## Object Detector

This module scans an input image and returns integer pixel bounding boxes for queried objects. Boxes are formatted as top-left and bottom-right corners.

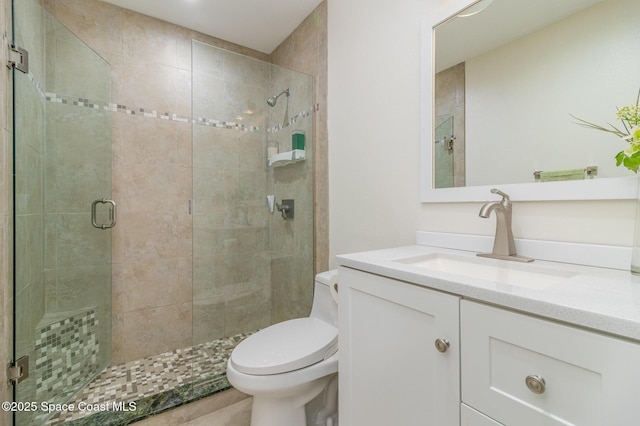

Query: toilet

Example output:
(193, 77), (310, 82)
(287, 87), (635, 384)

(226, 270), (339, 426)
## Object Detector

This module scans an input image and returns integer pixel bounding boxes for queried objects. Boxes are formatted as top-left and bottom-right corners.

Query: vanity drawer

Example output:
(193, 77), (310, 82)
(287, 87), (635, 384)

(461, 300), (640, 426)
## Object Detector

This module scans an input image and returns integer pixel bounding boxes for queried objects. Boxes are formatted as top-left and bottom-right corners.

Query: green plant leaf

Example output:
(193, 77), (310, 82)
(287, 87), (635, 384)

(616, 150), (640, 173)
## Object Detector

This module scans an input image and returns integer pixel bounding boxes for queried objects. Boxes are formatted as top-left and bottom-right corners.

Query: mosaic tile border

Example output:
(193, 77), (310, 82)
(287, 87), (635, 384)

(27, 68), (317, 136)
(45, 331), (253, 425)
(26, 70), (45, 98)
(267, 105), (319, 134)
(44, 91), (317, 134)
(35, 308), (100, 402)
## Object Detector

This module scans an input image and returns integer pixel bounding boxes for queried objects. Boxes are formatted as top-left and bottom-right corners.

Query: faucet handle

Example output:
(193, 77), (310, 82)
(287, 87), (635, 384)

(490, 188), (511, 204)
(491, 188), (512, 207)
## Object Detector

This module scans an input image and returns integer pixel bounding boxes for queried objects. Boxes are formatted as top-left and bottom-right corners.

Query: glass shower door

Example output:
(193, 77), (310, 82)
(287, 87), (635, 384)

(12, 1), (112, 424)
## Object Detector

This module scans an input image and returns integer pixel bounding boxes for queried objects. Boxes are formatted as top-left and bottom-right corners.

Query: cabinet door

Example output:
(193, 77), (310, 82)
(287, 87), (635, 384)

(461, 300), (640, 426)
(462, 404), (504, 426)
(338, 267), (460, 426)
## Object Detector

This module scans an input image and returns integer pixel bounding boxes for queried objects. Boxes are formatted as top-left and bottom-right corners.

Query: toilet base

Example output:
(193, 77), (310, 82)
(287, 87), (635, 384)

(251, 397), (306, 426)
(248, 375), (335, 426)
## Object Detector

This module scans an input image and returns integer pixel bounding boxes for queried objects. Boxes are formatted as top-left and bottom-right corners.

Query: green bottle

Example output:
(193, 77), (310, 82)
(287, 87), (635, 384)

(292, 129), (305, 150)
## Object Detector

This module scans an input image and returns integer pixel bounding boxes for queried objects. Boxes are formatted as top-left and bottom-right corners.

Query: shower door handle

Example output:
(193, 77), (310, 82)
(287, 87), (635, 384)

(91, 198), (117, 229)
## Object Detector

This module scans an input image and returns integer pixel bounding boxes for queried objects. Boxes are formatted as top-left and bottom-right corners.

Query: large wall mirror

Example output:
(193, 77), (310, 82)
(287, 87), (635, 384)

(420, 0), (639, 202)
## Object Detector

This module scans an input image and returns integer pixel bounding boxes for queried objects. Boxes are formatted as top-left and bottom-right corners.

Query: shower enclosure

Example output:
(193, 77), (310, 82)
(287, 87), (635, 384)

(12, 2), (113, 425)
(11, 1), (315, 424)
(434, 62), (465, 188)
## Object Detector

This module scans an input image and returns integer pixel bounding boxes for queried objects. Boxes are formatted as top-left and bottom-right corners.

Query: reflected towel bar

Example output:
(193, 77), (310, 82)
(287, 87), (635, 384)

(534, 166), (597, 182)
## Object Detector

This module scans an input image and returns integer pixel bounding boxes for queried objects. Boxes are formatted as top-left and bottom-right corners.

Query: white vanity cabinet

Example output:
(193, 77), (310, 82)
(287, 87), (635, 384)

(461, 300), (640, 426)
(338, 267), (461, 426)
(461, 404), (503, 426)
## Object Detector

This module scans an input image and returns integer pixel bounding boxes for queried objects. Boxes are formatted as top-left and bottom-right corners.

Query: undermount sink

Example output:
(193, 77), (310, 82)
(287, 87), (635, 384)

(393, 253), (577, 290)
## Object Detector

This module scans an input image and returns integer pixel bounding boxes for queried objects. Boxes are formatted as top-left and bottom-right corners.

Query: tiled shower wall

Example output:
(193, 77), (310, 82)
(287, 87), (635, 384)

(0, 2), (327, 421)
(434, 62), (465, 188)
(271, 1), (328, 322)
(42, 0), (271, 363)
(41, 0), (326, 363)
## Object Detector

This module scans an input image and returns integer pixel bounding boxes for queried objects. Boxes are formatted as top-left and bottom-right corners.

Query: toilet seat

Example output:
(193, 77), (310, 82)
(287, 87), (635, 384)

(230, 317), (338, 375)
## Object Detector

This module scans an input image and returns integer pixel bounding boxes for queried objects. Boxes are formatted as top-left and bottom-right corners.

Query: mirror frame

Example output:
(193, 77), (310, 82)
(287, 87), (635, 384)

(419, 0), (637, 202)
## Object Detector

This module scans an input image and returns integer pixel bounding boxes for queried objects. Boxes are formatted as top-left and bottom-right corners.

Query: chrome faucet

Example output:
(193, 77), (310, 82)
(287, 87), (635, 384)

(477, 189), (533, 263)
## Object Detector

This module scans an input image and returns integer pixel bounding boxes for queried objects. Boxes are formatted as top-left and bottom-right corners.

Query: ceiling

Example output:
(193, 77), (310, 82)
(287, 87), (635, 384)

(99, 0), (324, 54)
(435, 0), (602, 72)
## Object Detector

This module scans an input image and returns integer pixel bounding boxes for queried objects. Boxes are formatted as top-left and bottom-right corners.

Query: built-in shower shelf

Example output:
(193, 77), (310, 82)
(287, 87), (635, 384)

(268, 149), (306, 167)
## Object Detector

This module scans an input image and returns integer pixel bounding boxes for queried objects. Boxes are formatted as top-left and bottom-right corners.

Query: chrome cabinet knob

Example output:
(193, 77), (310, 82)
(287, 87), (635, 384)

(434, 338), (450, 353)
(525, 375), (546, 394)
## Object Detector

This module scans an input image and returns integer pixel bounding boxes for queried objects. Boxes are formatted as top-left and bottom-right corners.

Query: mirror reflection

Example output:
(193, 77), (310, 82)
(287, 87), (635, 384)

(433, 0), (640, 189)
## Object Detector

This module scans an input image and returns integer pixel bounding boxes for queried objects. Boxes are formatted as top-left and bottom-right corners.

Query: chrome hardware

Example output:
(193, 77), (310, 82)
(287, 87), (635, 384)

(91, 198), (117, 229)
(525, 375), (546, 394)
(276, 199), (294, 220)
(434, 338), (450, 353)
(267, 195), (275, 213)
(445, 138), (454, 150)
(7, 44), (29, 74)
(7, 356), (29, 385)
(435, 136), (455, 151)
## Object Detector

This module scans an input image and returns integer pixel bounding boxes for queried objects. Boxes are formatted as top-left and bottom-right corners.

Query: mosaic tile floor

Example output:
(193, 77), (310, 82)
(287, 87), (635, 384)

(45, 332), (253, 425)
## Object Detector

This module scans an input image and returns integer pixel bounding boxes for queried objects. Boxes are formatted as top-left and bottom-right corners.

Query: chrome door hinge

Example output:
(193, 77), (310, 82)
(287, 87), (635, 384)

(7, 356), (29, 385)
(7, 44), (28, 74)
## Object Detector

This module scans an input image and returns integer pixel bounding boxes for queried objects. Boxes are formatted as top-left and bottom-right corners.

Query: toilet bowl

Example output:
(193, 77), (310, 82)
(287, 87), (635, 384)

(226, 270), (339, 426)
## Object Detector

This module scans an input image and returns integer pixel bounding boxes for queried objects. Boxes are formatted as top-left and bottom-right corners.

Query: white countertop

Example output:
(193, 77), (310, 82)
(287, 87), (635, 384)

(337, 243), (640, 342)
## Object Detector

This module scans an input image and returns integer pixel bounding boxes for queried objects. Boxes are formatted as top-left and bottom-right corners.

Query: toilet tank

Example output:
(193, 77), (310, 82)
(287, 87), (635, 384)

(310, 270), (338, 327)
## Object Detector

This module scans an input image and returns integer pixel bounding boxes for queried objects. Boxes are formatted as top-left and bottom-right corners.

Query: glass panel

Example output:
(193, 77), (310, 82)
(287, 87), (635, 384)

(434, 115), (454, 189)
(267, 63), (315, 323)
(12, 1), (112, 424)
(191, 41), (315, 389)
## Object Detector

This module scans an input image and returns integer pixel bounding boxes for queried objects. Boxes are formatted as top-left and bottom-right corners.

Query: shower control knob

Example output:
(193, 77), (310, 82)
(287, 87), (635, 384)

(434, 338), (450, 353)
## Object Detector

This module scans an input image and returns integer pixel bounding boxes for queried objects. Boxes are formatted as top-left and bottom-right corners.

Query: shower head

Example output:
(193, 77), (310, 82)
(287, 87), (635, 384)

(267, 89), (290, 107)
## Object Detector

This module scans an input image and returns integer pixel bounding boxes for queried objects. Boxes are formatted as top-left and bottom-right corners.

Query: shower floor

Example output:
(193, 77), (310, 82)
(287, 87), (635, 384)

(45, 332), (253, 425)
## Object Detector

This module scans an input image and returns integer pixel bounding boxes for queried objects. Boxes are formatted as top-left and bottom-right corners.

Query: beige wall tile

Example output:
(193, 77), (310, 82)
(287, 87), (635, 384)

(271, 1), (329, 275)
(113, 114), (192, 168)
(111, 301), (192, 363)
(193, 295), (225, 344)
(122, 10), (180, 68)
(112, 59), (191, 116)
(113, 258), (188, 313)
(119, 212), (180, 263)
(45, 0), (124, 65)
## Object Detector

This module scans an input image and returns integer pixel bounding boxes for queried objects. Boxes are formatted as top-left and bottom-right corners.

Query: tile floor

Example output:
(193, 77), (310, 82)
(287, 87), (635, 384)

(45, 332), (253, 425)
(181, 398), (252, 426)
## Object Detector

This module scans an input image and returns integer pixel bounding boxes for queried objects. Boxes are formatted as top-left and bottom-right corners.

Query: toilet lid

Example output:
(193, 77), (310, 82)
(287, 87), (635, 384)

(230, 317), (338, 375)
